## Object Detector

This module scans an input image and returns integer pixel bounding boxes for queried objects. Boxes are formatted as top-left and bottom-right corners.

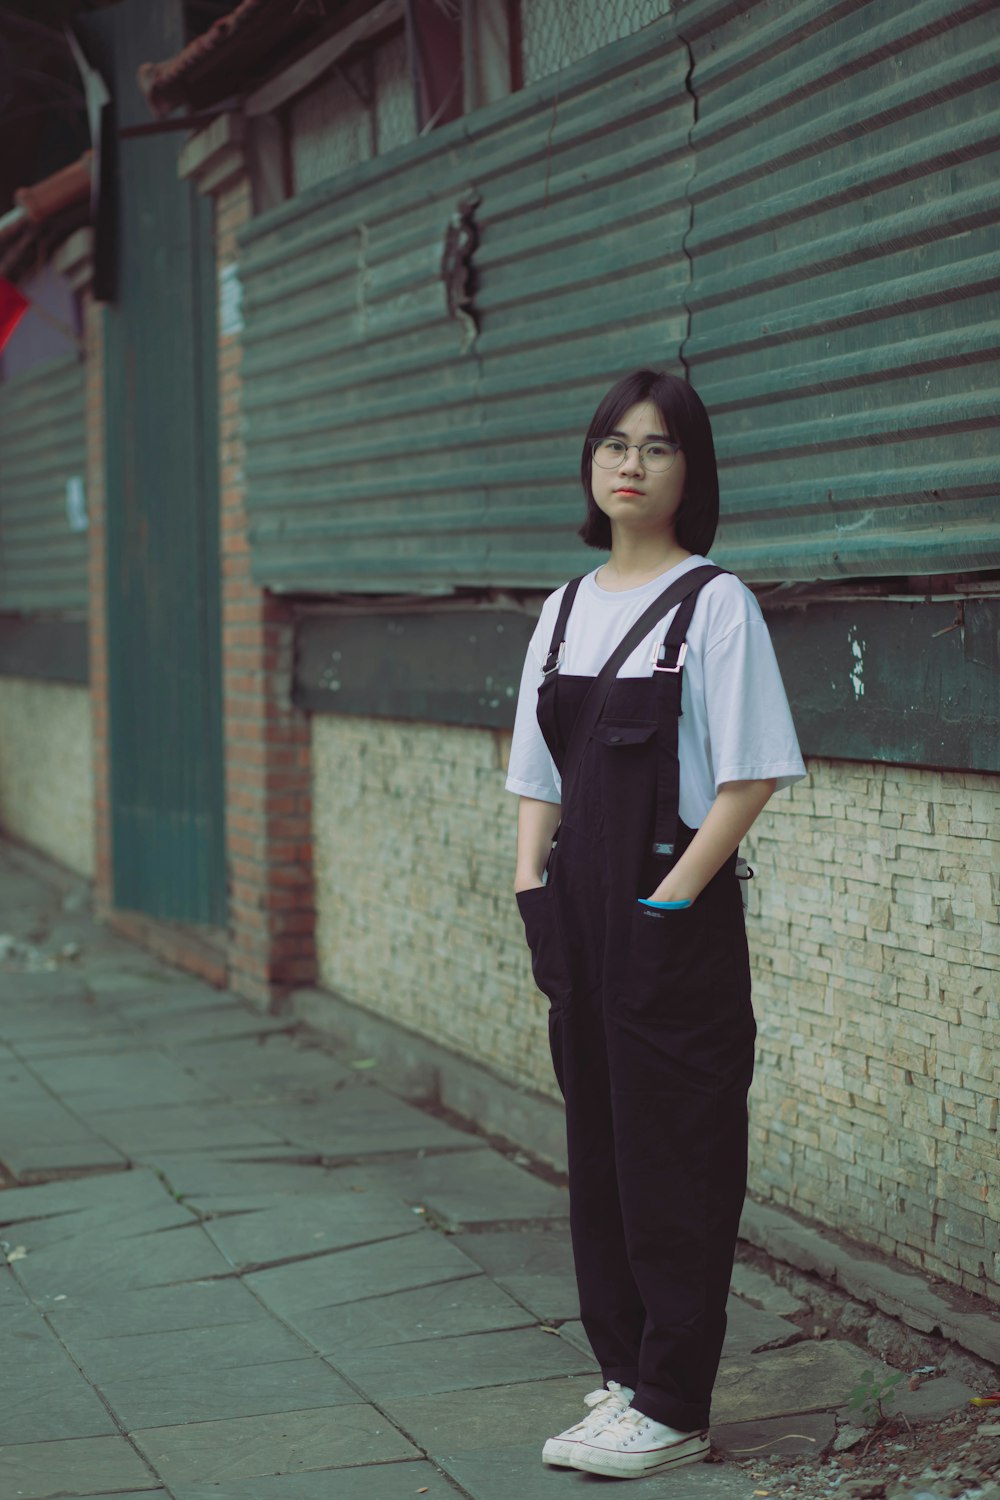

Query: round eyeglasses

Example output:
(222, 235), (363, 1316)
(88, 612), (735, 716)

(592, 437), (682, 473)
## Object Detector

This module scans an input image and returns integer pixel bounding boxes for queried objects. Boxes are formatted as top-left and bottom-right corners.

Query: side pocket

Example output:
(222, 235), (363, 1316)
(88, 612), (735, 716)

(516, 885), (572, 1011)
(620, 896), (740, 1025)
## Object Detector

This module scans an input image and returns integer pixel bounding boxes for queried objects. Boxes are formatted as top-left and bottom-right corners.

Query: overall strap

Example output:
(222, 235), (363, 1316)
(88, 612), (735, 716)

(542, 576), (585, 675)
(651, 581), (717, 856)
(558, 565), (727, 803)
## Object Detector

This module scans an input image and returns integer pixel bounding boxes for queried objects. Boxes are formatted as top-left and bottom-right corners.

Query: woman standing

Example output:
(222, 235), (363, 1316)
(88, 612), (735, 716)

(505, 368), (807, 1480)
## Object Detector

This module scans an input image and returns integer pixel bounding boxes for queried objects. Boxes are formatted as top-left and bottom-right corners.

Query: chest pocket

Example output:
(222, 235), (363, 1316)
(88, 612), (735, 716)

(574, 720), (659, 835)
(590, 722), (657, 749)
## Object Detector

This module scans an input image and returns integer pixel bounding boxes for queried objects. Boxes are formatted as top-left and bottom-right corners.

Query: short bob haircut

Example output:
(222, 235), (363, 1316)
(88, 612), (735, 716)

(578, 368), (720, 557)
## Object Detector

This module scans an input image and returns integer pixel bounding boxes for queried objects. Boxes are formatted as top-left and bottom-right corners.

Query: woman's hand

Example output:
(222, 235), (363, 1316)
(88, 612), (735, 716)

(645, 779), (777, 904)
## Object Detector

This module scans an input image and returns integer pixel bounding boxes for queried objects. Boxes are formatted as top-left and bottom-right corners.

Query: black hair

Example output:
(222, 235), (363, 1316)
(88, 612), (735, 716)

(577, 369), (720, 556)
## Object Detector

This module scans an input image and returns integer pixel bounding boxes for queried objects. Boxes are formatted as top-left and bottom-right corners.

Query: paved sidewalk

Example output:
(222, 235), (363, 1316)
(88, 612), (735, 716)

(0, 846), (979, 1500)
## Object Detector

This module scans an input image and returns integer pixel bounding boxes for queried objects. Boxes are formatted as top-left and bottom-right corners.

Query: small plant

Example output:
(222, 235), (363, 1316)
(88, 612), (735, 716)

(847, 1368), (906, 1426)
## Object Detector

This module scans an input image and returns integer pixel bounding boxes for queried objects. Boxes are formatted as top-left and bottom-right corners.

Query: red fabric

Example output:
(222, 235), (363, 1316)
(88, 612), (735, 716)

(0, 278), (29, 353)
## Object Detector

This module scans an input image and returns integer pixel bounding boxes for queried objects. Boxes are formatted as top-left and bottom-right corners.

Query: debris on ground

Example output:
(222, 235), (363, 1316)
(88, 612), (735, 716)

(733, 1405), (1000, 1500)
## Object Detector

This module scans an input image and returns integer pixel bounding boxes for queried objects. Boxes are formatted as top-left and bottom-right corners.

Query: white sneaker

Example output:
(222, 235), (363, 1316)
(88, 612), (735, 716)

(569, 1405), (710, 1478)
(541, 1380), (635, 1467)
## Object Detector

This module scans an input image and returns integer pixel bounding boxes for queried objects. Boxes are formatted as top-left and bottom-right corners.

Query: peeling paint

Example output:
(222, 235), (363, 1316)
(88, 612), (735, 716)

(847, 626), (866, 698)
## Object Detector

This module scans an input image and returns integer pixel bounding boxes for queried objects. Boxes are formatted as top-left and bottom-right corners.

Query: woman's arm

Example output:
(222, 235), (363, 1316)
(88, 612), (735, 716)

(515, 796), (562, 893)
(647, 779), (776, 903)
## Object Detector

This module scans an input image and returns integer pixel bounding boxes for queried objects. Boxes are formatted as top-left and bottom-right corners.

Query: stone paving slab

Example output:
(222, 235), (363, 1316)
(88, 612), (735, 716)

(131, 1405), (418, 1484)
(0, 1162), (176, 1226)
(236, 1088), (477, 1157)
(172, 1035), (356, 1094)
(78, 1102), (287, 1155)
(383, 1374), (610, 1454)
(95, 1354), (358, 1429)
(246, 1224), (482, 1318)
(451, 1228), (577, 1280)
(137, 1154), (336, 1209)
(720, 1296), (804, 1357)
(730, 1261), (806, 1315)
(711, 1339), (880, 1425)
(170, 1460), (463, 1500)
(892, 1372), (981, 1423)
(450, 1228), (579, 1320)
(45, 1276), (267, 1340)
(202, 1190), (426, 1272)
(333, 1147), (571, 1230)
(121, 1007), (295, 1048)
(13, 1220), (235, 1299)
(296, 1272), (534, 1355)
(331, 1326), (597, 1402)
(0, 1311), (118, 1443)
(0, 1434), (158, 1499)
(436, 1441), (754, 1499)
(0, 1134), (129, 1178)
(712, 1410), (836, 1459)
(61, 1318), (314, 1385)
(24, 1049), (224, 1109)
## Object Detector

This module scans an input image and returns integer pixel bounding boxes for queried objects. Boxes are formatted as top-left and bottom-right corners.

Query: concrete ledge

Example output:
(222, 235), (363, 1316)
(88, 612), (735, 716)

(288, 980), (1000, 1373)
(739, 1198), (1000, 1368)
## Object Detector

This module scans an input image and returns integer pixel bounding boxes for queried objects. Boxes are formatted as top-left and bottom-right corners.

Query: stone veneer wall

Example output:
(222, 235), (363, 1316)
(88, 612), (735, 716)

(312, 714), (999, 1303)
(0, 678), (94, 878)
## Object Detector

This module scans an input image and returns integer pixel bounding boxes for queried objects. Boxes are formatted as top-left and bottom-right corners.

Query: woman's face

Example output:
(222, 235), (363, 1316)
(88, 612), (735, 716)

(590, 400), (687, 541)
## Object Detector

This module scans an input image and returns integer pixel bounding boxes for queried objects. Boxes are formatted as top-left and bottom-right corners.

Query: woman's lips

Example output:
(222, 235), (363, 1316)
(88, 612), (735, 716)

(614, 488), (643, 495)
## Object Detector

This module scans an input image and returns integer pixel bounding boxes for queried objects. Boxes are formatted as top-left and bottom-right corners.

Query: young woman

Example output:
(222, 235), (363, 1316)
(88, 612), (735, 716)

(505, 368), (806, 1481)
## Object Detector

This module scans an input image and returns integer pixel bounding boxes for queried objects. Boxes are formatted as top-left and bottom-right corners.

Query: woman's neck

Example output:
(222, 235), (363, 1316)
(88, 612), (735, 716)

(598, 537), (694, 591)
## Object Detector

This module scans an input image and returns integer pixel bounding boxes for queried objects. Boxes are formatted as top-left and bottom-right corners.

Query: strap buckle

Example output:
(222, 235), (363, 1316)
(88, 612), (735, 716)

(652, 639), (687, 673)
(542, 641), (565, 676)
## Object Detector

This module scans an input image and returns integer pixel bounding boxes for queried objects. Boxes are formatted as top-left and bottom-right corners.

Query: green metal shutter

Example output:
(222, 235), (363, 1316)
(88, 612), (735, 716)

(0, 355), (89, 613)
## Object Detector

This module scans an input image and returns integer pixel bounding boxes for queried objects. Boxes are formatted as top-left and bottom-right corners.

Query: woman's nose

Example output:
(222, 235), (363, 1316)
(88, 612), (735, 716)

(619, 446), (644, 473)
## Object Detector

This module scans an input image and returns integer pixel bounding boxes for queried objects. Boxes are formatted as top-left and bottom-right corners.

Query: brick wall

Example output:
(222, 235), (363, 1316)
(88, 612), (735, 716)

(312, 715), (999, 1301)
(0, 679), (94, 877)
(212, 171), (317, 1005)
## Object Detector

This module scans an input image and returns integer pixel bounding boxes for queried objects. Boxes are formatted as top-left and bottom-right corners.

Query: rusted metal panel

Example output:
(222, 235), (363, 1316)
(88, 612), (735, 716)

(238, 16), (692, 592)
(677, 0), (1000, 582)
(0, 355), (89, 613)
(295, 594), (1000, 772)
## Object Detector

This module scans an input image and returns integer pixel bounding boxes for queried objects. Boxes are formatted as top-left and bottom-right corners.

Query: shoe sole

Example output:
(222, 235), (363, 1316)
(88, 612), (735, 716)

(569, 1435), (710, 1478)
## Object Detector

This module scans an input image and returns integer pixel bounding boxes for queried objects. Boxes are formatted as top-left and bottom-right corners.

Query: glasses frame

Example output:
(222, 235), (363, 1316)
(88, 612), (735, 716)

(591, 437), (683, 472)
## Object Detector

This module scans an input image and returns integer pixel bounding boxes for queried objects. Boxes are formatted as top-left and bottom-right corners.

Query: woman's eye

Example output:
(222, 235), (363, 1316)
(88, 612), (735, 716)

(604, 441), (626, 453)
(645, 445), (669, 458)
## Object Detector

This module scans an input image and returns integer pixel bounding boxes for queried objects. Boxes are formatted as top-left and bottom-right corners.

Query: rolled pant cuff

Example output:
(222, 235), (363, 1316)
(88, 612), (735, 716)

(632, 1384), (709, 1433)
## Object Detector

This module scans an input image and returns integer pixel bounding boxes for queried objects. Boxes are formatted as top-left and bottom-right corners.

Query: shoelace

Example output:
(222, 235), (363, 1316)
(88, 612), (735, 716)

(577, 1380), (632, 1433)
(599, 1407), (655, 1445)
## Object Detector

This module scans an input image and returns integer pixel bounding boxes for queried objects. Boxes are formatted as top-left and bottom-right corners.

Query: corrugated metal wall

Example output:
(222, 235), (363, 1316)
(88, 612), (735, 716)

(239, 17), (692, 592)
(238, 0), (1000, 593)
(679, 0), (1000, 581)
(0, 355), (89, 613)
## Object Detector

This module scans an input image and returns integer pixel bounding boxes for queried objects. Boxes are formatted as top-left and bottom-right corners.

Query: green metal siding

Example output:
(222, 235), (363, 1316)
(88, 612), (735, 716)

(238, 18), (692, 592)
(678, 0), (1000, 581)
(0, 355), (89, 613)
(239, 1), (999, 594)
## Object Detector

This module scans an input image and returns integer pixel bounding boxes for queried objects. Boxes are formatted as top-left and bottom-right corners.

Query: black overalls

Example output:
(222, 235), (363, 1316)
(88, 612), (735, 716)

(516, 571), (757, 1434)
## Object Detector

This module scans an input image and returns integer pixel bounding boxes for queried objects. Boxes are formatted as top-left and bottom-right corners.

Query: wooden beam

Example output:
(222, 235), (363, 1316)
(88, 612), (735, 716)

(244, 0), (405, 118)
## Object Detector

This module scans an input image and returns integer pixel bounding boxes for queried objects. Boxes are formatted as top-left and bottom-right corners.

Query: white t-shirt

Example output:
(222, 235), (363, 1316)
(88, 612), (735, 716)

(505, 553), (807, 826)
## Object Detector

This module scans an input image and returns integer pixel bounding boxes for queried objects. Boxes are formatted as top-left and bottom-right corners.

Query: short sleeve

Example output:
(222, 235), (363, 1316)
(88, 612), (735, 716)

(505, 625), (562, 804)
(702, 617), (807, 794)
